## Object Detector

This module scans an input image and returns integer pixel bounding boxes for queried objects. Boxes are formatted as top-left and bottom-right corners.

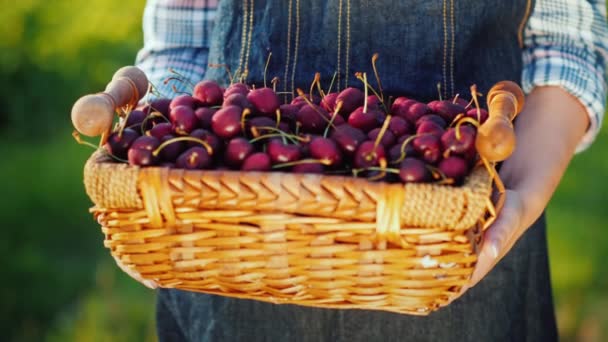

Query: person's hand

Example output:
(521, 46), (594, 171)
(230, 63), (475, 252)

(464, 86), (590, 290)
(113, 255), (158, 289)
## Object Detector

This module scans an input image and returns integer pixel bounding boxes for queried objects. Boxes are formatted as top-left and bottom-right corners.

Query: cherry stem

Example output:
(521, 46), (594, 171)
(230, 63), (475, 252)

(454, 117), (480, 140)
(323, 100), (344, 138)
(374, 114), (392, 149)
(437, 83), (443, 101)
(296, 88), (336, 129)
(367, 158), (388, 181)
(263, 52), (272, 88)
(72, 131), (128, 163)
(208, 63), (234, 85)
(326, 71), (338, 95)
(241, 108), (252, 134)
(153, 136), (214, 157)
(371, 53), (384, 102)
(426, 165), (454, 184)
(355, 72), (388, 113)
(271, 77), (280, 93)
(310, 72), (321, 99)
(363, 73), (369, 113)
(452, 93), (460, 104)
(249, 130), (307, 144)
(272, 158), (333, 169)
(393, 134), (424, 164)
(353, 166), (399, 176)
(141, 112), (170, 136)
(470, 84), (482, 122)
(166, 68), (196, 89)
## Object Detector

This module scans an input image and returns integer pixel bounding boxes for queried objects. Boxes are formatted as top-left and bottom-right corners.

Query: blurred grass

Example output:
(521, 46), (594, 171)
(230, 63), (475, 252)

(0, 1), (606, 341)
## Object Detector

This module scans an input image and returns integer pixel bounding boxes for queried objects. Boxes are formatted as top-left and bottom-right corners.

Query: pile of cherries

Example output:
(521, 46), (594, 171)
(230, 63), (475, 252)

(104, 79), (488, 185)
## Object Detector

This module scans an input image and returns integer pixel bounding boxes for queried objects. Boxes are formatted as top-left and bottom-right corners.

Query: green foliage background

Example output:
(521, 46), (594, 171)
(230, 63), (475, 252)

(1, 1), (606, 341)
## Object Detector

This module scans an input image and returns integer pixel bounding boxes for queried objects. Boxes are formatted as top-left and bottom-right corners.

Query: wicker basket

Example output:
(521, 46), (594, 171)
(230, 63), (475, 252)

(84, 149), (497, 315)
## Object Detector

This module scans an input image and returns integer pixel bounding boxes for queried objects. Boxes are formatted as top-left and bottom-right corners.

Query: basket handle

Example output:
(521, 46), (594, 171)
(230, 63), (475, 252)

(475, 81), (525, 162)
(71, 66), (148, 138)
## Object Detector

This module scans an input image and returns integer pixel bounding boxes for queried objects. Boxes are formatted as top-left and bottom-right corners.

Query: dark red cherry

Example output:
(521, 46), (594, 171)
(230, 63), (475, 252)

(225, 137), (255, 168)
(104, 128), (139, 159)
(329, 124), (368, 157)
(241, 152), (272, 171)
(247, 88), (280, 115)
(267, 139), (302, 164)
(309, 137), (342, 166)
(176, 146), (212, 169)
(193, 80), (223, 106)
(336, 87), (364, 115)
(399, 158), (430, 183)
(211, 105), (242, 139)
(170, 105), (198, 135)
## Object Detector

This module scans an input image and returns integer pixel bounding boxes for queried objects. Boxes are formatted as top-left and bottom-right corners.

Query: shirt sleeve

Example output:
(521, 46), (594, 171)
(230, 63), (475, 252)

(522, 0), (608, 152)
(135, 0), (219, 98)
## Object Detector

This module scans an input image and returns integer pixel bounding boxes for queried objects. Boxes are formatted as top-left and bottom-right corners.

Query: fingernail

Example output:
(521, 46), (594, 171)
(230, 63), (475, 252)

(489, 240), (499, 259)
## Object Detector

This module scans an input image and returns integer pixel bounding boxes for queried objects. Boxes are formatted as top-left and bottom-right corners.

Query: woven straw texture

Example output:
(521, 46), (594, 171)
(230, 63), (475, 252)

(84, 151), (494, 315)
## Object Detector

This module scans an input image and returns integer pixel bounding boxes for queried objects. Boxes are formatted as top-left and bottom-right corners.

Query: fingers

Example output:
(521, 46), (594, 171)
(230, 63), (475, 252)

(468, 190), (523, 287)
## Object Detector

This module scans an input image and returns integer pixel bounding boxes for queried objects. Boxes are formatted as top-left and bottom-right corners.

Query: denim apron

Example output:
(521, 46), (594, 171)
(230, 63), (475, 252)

(158, 1), (558, 341)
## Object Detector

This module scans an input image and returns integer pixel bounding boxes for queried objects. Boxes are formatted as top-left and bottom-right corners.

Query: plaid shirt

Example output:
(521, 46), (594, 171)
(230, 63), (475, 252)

(136, 0), (608, 151)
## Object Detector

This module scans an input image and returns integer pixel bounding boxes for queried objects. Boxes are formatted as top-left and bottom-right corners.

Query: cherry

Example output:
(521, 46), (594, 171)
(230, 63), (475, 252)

(189, 129), (221, 152)
(296, 104), (330, 134)
(390, 97), (414, 118)
(223, 93), (253, 110)
(241, 152), (272, 171)
(176, 146), (212, 169)
(336, 87), (364, 115)
(169, 94), (197, 110)
(441, 126), (476, 154)
(147, 98), (171, 117)
(279, 104), (299, 123)
(247, 88), (280, 114)
(193, 80), (223, 106)
(428, 100), (466, 123)
(292, 94), (321, 108)
(194, 107), (216, 129)
(128, 136), (161, 166)
(148, 122), (173, 139)
(224, 83), (250, 98)
(247, 117), (279, 136)
(158, 134), (185, 161)
(104, 128), (139, 160)
(309, 137), (342, 166)
(367, 95), (381, 109)
(416, 120), (445, 137)
(348, 107), (385, 132)
(405, 102), (431, 123)
(354, 141), (386, 168)
(451, 96), (470, 108)
(399, 158), (430, 183)
(438, 156), (469, 183)
(224, 137), (255, 168)
(329, 124), (367, 157)
(413, 135), (441, 164)
(211, 105), (242, 139)
(416, 114), (447, 129)
(170, 105), (198, 135)
(388, 116), (413, 137)
(268, 139), (302, 164)
(125, 110), (146, 129)
(368, 128), (396, 147)
(465, 108), (489, 124)
(388, 141), (415, 164)
(320, 92), (339, 112)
